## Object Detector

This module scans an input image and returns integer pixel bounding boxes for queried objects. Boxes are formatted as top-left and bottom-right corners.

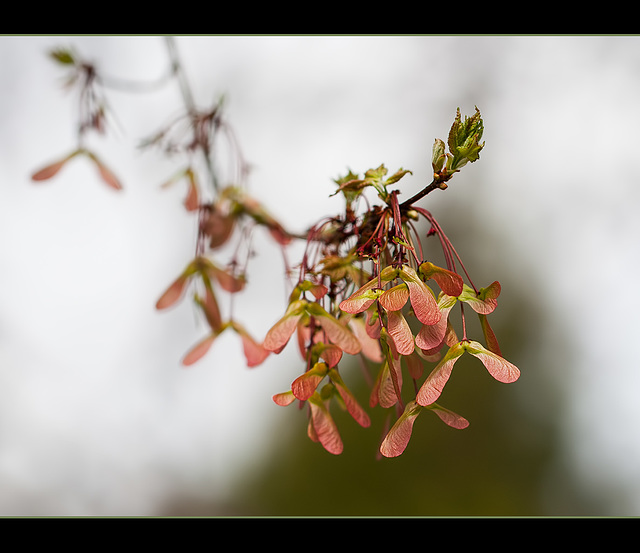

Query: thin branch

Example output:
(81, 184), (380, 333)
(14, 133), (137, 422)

(164, 36), (196, 112)
(164, 36), (220, 193)
(398, 175), (452, 210)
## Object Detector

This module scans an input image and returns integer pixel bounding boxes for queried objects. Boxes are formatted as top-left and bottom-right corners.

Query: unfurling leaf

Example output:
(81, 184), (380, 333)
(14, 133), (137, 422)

(446, 107), (484, 173)
(332, 164), (407, 202)
(384, 168), (412, 186)
(432, 138), (446, 173)
(331, 169), (366, 204)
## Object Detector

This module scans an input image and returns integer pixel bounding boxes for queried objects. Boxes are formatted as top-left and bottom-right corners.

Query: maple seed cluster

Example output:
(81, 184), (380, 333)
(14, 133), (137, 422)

(150, 107), (520, 458)
(32, 49), (519, 461)
(266, 108), (520, 457)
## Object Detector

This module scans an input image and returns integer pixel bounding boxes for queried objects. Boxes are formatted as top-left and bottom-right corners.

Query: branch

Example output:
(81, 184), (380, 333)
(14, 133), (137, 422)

(398, 175), (450, 211)
(164, 36), (220, 193)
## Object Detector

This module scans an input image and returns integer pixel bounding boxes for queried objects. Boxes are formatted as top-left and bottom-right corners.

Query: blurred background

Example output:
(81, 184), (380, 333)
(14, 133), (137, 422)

(1, 35), (639, 516)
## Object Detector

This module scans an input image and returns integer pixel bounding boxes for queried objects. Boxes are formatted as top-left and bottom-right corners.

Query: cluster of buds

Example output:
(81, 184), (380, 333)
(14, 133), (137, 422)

(265, 108), (520, 457)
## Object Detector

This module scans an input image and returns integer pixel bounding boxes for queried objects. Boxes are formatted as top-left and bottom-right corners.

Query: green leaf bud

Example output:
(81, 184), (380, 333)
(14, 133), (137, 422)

(432, 138), (447, 173)
(49, 48), (77, 66)
(446, 107), (485, 173)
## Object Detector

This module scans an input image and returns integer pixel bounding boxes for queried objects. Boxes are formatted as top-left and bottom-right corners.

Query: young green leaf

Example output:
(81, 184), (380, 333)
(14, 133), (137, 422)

(384, 168), (412, 186)
(49, 48), (77, 65)
(432, 138), (446, 173)
(446, 107), (485, 173)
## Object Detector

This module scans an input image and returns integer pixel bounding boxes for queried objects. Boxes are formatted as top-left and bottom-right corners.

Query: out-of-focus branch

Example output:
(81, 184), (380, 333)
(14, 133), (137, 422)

(164, 36), (220, 193)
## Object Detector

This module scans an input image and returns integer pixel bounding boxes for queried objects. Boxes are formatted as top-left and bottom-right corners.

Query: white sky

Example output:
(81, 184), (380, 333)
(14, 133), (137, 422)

(2, 35), (640, 515)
